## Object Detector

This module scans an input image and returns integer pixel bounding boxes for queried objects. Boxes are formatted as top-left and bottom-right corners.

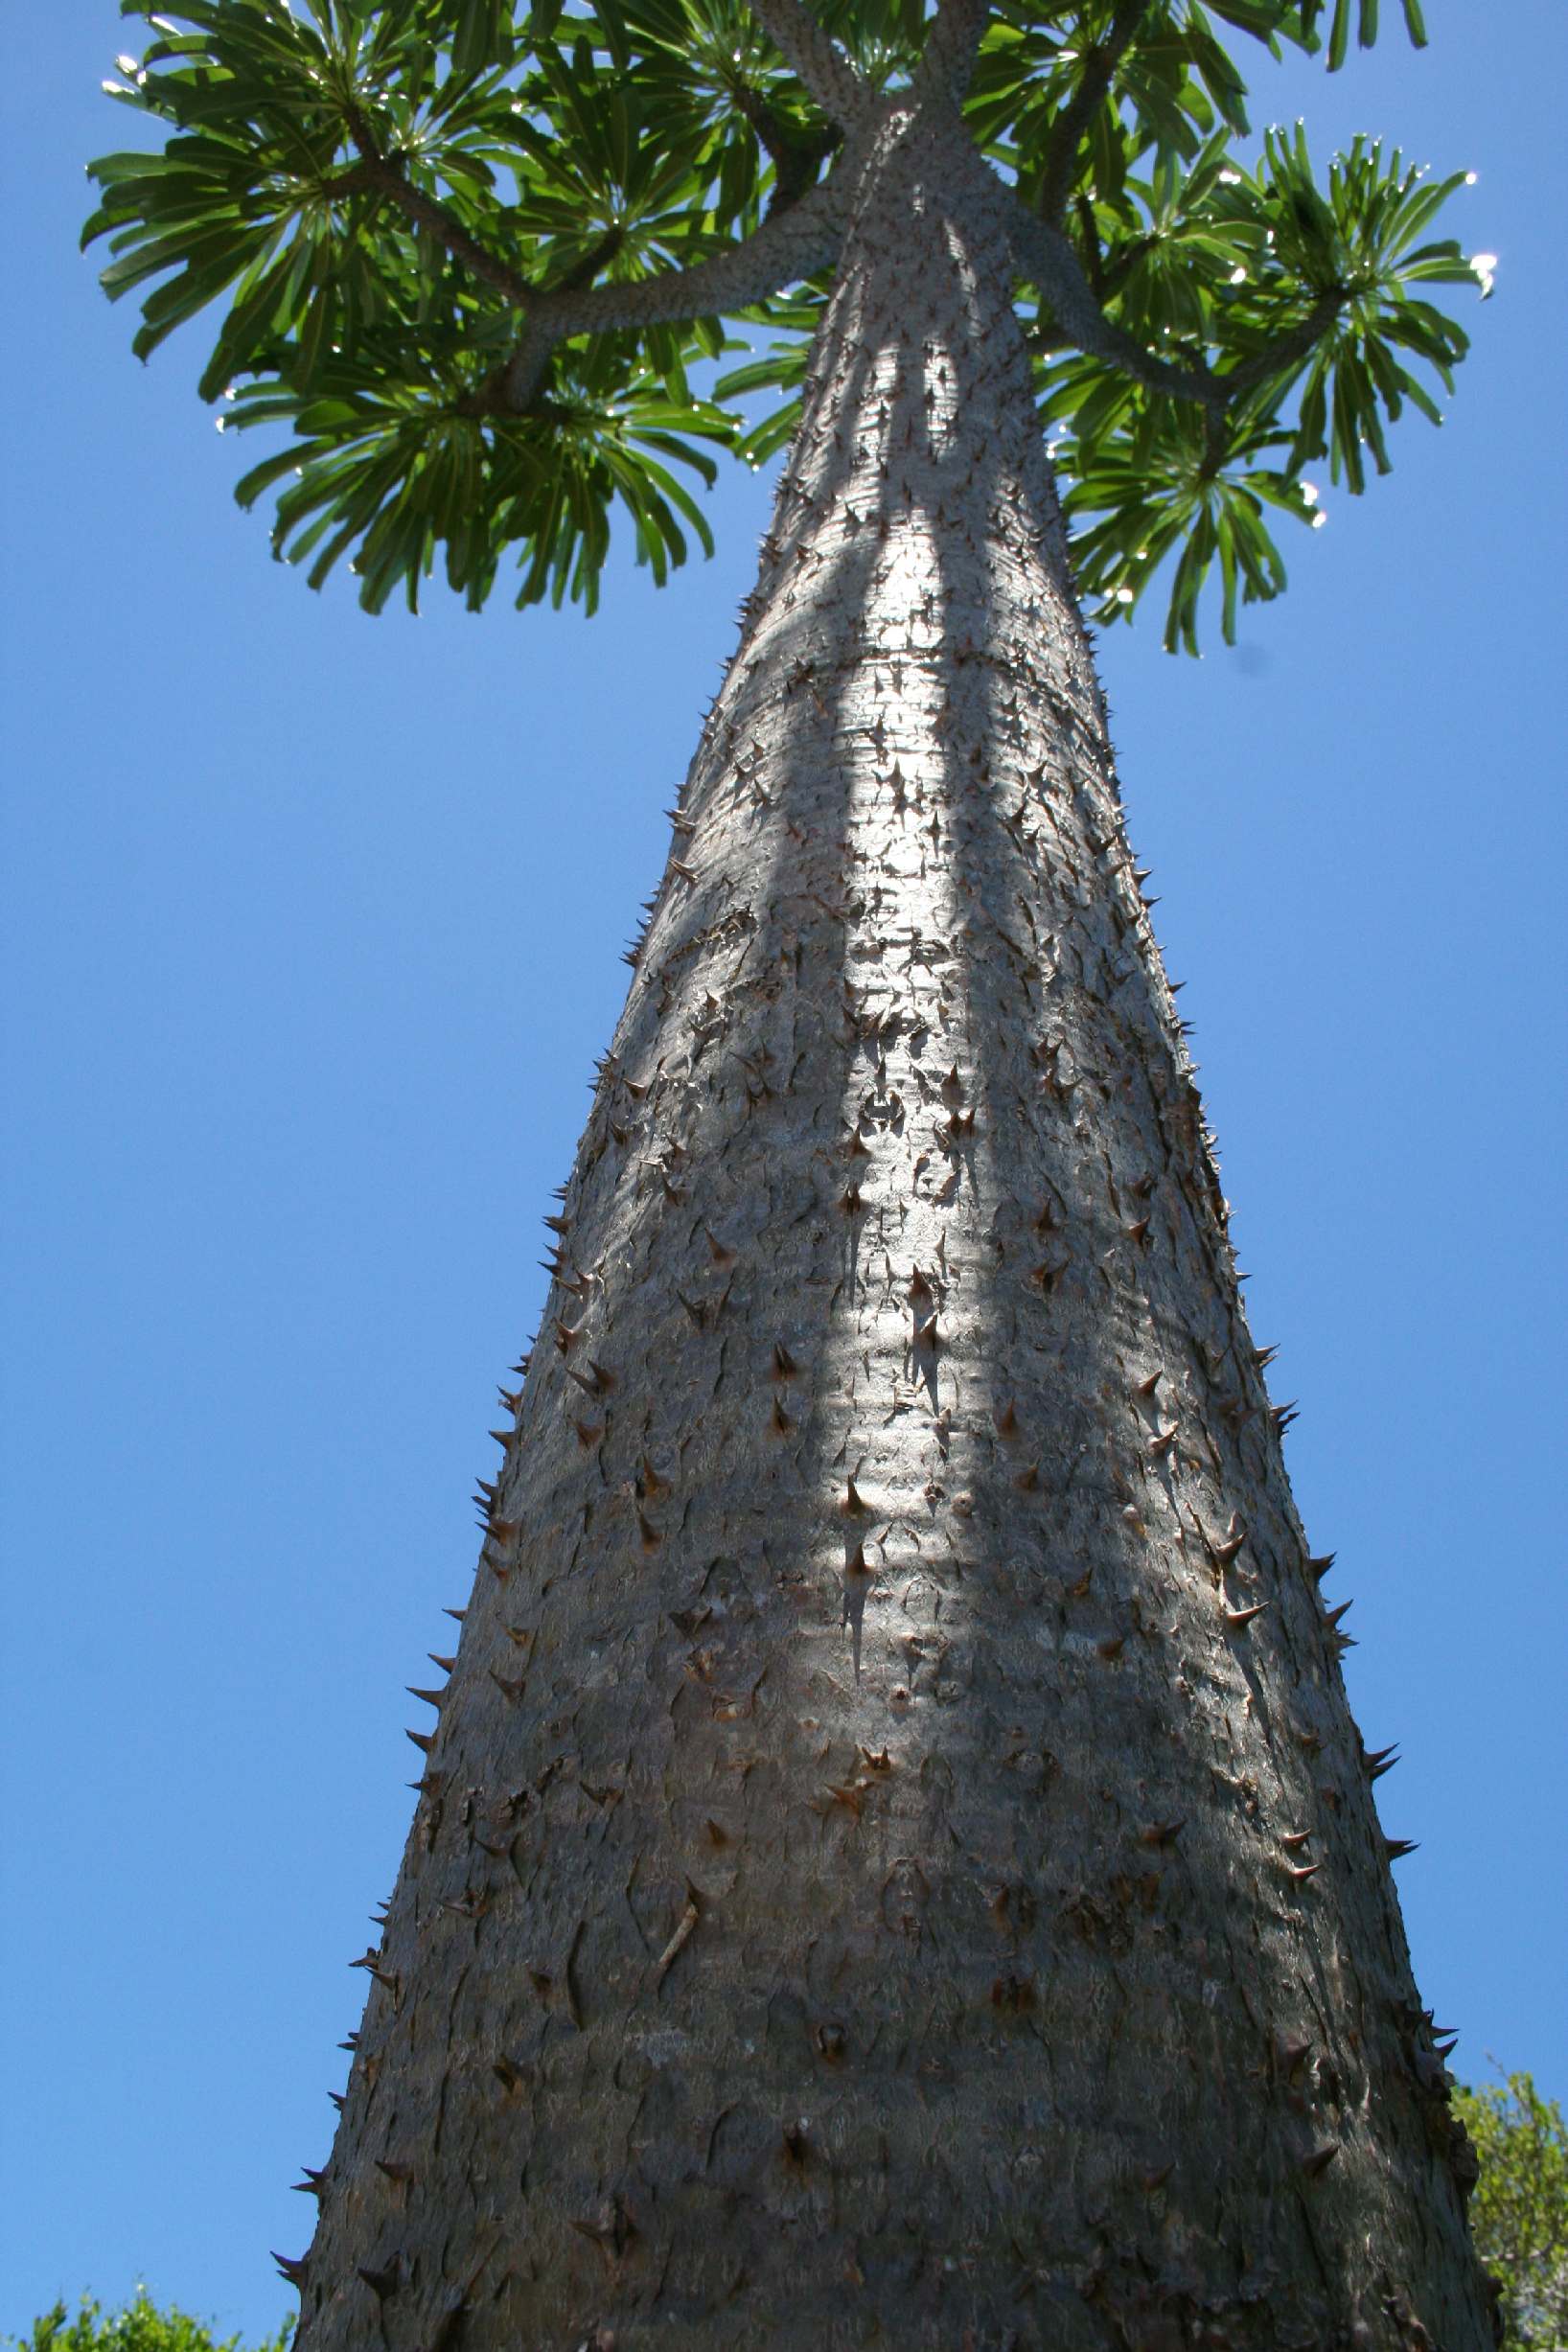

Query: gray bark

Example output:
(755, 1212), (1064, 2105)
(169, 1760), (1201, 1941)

(290, 103), (1494, 2352)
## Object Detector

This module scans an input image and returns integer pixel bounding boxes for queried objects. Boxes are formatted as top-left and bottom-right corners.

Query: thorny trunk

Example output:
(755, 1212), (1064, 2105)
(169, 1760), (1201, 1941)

(294, 108), (1493, 2352)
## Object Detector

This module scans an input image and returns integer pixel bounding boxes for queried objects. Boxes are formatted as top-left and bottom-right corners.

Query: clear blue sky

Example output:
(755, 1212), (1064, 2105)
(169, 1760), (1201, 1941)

(4, 5), (1565, 2337)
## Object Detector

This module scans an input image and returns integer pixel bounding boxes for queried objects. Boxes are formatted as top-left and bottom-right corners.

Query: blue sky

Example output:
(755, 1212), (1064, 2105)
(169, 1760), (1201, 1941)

(4, 4), (1565, 2337)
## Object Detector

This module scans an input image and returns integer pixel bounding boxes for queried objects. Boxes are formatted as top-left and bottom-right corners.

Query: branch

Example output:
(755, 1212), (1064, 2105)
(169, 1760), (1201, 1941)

(744, 0), (870, 129)
(1036, 0), (1151, 228)
(472, 175), (848, 415)
(343, 104), (538, 310)
(730, 84), (842, 216)
(913, 0), (995, 106)
(1005, 196), (1217, 406)
(1221, 288), (1347, 398)
(1005, 169), (1353, 464)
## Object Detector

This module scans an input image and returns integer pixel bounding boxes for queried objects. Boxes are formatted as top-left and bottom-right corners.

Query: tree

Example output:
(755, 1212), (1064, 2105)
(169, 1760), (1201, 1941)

(1453, 2076), (1568, 2352)
(86, 2), (1497, 2344)
(8, 2294), (288, 2352)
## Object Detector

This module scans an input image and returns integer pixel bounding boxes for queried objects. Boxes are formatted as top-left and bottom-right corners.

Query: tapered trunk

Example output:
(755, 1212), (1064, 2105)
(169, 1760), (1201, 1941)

(293, 109), (1492, 2352)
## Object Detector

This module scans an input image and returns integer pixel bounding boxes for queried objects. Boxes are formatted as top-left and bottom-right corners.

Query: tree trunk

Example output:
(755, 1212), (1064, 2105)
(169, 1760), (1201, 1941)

(293, 107), (1493, 2352)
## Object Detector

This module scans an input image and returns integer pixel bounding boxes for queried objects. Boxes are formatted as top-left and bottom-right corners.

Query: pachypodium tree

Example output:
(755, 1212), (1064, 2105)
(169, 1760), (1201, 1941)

(89, 1), (1496, 2344)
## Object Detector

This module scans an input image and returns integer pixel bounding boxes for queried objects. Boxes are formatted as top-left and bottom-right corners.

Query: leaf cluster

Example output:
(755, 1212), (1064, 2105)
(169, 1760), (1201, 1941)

(1030, 120), (1481, 648)
(84, 0), (1487, 646)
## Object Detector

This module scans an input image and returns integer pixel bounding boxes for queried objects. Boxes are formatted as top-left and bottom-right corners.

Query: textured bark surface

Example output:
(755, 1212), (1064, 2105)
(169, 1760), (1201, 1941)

(293, 107), (1492, 2352)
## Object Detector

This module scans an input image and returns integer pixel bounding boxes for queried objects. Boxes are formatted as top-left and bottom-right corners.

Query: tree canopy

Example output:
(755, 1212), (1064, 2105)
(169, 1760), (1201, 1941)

(6, 2297), (288, 2352)
(84, 0), (1489, 646)
(1454, 2074), (1568, 2351)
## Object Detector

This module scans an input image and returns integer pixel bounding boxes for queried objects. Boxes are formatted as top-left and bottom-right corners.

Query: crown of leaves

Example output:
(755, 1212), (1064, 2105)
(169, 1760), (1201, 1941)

(86, 0), (1488, 648)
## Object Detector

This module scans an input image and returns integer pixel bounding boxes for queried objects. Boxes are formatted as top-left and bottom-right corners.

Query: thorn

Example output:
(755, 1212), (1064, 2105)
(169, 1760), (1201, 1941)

(772, 1341), (798, 1379)
(840, 1477), (869, 1517)
(406, 1686), (445, 1709)
(566, 1358), (614, 1397)
(489, 1669), (524, 1702)
(1284, 1861), (1321, 1883)
(993, 1399), (1019, 1439)
(443, 1606), (466, 1624)
(771, 1393), (794, 1436)
(376, 2159), (416, 2186)
(1324, 1599), (1354, 1628)
(290, 2171), (326, 2199)
(1363, 1744), (1400, 1781)
(1013, 1460), (1041, 1492)
(574, 1418), (605, 1448)
(675, 1287), (708, 1329)
(657, 1895), (700, 1979)
(1280, 1829), (1312, 1852)
(1306, 1552), (1336, 1580)
(1384, 1837), (1419, 1861)
(1140, 1818), (1185, 1848)
(640, 1454), (671, 1496)
(405, 1728), (434, 1753)
(272, 2253), (308, 2290)
(1147, 1424), (1178, 1459)
(1300, 2143), (1339, 2179)
(638, 1510), (663, 1551)
(1222, 1601), (1268, 1629)
(907, 1266), (934, 1303)
(357, 2260), (402, 2299)
(1134, 1370), (1162, 1398)
(704, 1227), (737, 1267)
(1095, 1634), (1125, 1661)
(427, 1653), (455, 1674)
(839, 1184), (864, 1214)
